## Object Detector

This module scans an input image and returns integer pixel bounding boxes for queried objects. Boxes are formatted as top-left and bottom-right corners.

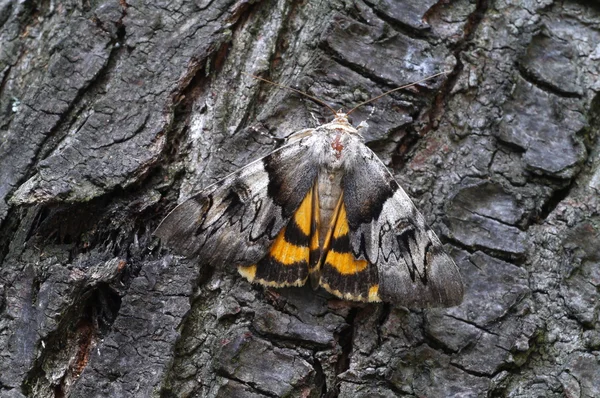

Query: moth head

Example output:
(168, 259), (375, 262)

(332, 111), (350, 124)
(327, 112), (357, 132)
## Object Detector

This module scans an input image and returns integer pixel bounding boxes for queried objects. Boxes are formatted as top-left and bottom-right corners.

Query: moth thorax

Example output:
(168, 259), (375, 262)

(317, 170), (343, 248)
(331, 131), (344, 159)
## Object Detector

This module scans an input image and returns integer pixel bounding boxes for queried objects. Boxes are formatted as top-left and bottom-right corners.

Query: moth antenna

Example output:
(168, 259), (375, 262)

(346, 70), (451, 116)
(242, 72), (338, 116)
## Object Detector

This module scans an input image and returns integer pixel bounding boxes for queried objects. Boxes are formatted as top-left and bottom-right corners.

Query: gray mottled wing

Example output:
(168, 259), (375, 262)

(342, 143), (464, 308)
(155, 132), (321, 267)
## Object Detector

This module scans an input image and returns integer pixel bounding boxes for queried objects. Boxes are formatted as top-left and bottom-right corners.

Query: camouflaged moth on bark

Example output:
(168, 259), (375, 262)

(155, 74), (463, 307)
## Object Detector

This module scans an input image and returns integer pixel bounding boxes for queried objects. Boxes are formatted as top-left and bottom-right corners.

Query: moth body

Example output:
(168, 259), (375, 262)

(315, 170), (342, 249)
(310, 114), (358, 246)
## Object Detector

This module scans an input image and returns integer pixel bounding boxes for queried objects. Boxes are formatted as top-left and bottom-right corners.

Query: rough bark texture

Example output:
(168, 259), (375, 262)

(1, 0), (599, 397)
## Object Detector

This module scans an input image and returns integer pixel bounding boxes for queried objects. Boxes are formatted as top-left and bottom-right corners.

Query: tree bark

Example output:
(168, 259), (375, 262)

(1, 0), (598, 397)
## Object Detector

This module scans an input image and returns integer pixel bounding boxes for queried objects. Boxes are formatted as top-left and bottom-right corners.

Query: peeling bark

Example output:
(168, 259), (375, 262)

(1, 0), (599, 397)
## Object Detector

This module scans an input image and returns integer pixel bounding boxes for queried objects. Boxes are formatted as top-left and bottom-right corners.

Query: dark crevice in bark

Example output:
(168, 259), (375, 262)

(218, 373), (280, 398)
(417, 73), (455, 138)
(363, 118), (420, 170)
(14, 1), (48, 39)
(460, 0), (489, 45)
(422, 329), (467, 357)
(449, 361), (499, 379)
(158, 262), (215, 395)
(2, 183), (158, 324)
(54, 286), (121, 397)
(336, 308), (357, 375)
(587, 93), (600, 139)
(362, 0), (435, 40)
(509, 171), (579, 228)
(23, 283), (122, 397)
(212, 40), (234, 77)
(158, 0), (256, 148)
(376, 303), (391, 346)
(571, 93), (600, 185)
(25, 199), (116, 258)
(30, 273), (41, 308)
(431, 0), (489, 122)
(517, 62), (583, 99)
(437, 0), (490, 115)
(443, 228), (527, 264)
(24, 205), (54, 244)
(537, 181), (575, 222)
(0, 65), (11, 105)
(149, 38), (233, 217)
(362, 86), (442, 170)
(190, 260), (217, 305)
(489, 383), (512, 398)
(92, 1), (128, 38)
(228, 0), (260, 25)
(269, 0), (303, 73)
(445, 313), (499, 337)
(324, 16), (452, 172)
(159, 389), (179, 398)
(392, 127), (426, 170)
(0, 208), (21, 264)
(492, 330), (545, 389)
(326, 307), (358, 398)
(493, 137), (528, 155)
(154, 58), (212, 203)
(312, 352), (327, 397)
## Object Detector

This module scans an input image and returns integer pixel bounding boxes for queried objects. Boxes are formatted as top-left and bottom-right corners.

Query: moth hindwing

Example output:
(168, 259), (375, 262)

(155, 112), (463, 307)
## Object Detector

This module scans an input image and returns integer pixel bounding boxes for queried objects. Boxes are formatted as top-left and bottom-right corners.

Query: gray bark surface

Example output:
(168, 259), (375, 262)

(0, 0), (598, 397)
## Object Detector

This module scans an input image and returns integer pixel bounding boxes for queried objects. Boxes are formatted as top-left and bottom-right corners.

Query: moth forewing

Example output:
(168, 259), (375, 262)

(155, 132), (321, 268)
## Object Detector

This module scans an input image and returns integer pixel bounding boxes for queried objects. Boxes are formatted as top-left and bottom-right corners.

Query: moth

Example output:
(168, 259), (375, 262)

(155, 74), (463, 307)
